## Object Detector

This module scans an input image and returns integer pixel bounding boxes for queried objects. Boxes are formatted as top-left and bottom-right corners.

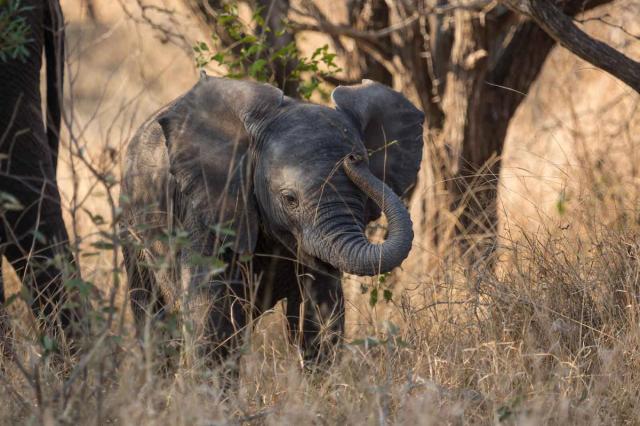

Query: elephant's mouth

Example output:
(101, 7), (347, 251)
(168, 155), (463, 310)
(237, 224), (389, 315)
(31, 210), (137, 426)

(264, 228), (338, 277)
(295, 249), (339, 277)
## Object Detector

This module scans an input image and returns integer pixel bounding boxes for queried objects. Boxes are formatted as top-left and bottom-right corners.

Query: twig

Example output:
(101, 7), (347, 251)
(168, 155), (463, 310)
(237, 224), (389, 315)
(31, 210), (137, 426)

(290, 0), (492, 41)
(575, 13), (640, 41)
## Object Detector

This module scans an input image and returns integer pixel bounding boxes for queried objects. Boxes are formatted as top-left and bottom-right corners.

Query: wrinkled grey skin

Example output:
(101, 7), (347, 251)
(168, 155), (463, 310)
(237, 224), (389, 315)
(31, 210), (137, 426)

(0, 0), (83, 342)
(121, 75), (424, 367)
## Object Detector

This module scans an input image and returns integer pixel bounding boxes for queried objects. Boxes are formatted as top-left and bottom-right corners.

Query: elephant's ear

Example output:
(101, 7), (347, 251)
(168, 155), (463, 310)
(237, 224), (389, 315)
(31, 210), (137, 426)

(157, 76), (284, 254)
(332, 80), (424, 221)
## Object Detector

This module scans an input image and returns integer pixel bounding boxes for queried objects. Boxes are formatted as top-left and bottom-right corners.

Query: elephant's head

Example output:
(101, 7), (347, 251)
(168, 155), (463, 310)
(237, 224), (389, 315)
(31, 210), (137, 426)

(157, 75), (424, 276)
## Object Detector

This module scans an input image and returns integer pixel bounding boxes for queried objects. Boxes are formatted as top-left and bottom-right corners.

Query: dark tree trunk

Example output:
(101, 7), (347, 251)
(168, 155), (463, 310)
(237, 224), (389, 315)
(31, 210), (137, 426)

(346, 0), (393, 86)
(0, 0), (84, 345)
(256, 0), (298, 96)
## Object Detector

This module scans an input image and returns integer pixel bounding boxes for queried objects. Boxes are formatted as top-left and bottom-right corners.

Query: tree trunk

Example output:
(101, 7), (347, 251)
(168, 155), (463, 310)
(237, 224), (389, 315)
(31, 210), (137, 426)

(346, 0), (393, 86)
(392, 0), (614, 271)
(256, 0), (299, 96)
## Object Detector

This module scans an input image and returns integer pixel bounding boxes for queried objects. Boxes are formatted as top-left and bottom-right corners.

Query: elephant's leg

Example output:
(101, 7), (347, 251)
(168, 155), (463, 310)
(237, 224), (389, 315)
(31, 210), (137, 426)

(122, 241), (181, 375)
(285, 269), (345, 367)
(179, 278), (252, 388)
(190, 280), (250, 362)
(122, 242), (166, 330)
(251, 247), (299, 317)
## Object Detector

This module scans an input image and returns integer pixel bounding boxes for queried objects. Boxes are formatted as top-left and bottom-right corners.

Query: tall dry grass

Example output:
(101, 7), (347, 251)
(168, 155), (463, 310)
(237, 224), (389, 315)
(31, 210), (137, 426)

(1, 0), (640, 424)
(3, 162), (640, 424)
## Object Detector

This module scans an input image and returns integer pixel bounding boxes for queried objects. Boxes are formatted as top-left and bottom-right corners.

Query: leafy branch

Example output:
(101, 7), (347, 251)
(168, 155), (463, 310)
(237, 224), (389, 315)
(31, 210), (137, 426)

(0, 0), (32, 62)
(193, 3), (341, 100)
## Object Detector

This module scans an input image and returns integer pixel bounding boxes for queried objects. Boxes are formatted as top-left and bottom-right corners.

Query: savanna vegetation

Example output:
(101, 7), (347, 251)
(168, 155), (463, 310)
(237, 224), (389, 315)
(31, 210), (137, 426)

(1, 0), (639, 424)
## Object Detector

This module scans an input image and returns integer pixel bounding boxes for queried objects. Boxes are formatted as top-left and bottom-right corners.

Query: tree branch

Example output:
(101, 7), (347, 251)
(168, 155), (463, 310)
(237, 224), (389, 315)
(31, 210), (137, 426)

(501, 0), (640, 92)
(289, 21), (389, 53)
(290, 0), (491, 46)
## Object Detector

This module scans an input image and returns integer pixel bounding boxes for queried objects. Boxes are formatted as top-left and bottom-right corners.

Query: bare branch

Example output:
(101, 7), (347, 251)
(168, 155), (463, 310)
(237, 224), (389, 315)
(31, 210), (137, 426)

(317, 73), (361, 86)
(501, 0), (640, 92)
(290, 14), (420, 42)
(289, 15), (388, 54)
(290, 0), (492, 42)
(576, 13), (640, 41)
(118, 0), (192, 55)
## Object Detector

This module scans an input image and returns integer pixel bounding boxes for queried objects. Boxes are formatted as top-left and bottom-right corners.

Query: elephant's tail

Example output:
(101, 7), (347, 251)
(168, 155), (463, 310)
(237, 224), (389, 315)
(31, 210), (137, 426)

(44, 0), (65, 173)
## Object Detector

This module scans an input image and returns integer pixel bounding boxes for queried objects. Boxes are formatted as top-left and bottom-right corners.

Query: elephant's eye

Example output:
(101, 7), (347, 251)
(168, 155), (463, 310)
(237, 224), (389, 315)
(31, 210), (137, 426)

(280, 189), (299, 209)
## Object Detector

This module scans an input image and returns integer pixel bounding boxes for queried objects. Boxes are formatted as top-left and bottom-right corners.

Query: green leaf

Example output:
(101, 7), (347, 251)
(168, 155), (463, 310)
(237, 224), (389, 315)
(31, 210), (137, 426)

(351, 336), (381, 348)
(369, 287), (378, 307)
(248, 58), (267, 78)
(65, 278), (95, 298)
(32, 230), (46, 244)
(383, 289), (393, 302)
(91, 240), (114, 250)
(3, 293), (19, 308)
(556, 188), (568, 215)
(40, 335), (57, 354)
(245, 44), (263, 57)
(210, 223), (236, 237)
(497, 405), (513, 422)
(239, 35), (258, 44)
(251, 5), (265, 25)
(212, 52), (225, 64)
(0, 191), (23, 211)
(81, 251), (100, 258)
(187, 254), (227, 274)
(253, 14), (265, 27)
(384, 320), (400, 336)
(83, 208), (105, 225)
(218, 14), (236, 25)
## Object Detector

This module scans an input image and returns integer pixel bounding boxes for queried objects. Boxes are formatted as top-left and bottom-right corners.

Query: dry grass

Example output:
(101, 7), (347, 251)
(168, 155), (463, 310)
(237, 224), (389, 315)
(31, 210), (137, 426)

(3, 195), (640, 425)
(2, 0), (640, 424)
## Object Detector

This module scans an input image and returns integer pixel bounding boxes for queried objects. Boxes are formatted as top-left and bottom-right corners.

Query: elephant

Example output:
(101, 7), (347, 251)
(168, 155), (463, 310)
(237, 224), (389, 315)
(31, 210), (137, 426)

(120, 74), (424, 369)
(0, 0), (83, 348)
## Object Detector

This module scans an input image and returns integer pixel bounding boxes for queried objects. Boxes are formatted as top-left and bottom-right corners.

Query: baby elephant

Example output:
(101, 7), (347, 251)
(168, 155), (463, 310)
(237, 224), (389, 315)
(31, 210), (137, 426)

(120, 74), (424, 369)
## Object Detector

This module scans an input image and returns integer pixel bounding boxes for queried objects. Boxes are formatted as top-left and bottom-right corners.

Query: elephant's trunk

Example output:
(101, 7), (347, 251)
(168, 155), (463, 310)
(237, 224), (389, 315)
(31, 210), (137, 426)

(303, 154), (414, 276)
